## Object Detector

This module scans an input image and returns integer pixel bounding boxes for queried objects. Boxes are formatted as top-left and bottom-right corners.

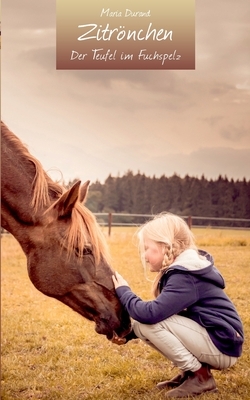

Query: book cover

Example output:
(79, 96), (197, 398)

(1, 1), (249, 184)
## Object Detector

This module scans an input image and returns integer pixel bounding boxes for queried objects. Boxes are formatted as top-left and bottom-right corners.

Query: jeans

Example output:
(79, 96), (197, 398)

(132, 315), (238, 372)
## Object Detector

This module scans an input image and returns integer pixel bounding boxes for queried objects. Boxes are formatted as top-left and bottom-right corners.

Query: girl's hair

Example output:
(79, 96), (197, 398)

(137, 212), (197, 297)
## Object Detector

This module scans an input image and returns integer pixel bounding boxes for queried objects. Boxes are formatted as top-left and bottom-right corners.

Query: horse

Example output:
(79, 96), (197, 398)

(1, 121), (131, 340)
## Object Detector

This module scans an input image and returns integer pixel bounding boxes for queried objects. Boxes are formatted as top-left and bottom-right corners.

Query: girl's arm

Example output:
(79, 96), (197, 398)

(113, 271), (197, 324)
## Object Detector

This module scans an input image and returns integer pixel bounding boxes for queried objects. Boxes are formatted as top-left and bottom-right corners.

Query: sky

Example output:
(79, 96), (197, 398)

(1, 1), (250, 185)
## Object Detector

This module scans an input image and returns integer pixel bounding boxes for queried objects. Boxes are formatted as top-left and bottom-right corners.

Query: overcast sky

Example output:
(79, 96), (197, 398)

(1, 1), (250, 184)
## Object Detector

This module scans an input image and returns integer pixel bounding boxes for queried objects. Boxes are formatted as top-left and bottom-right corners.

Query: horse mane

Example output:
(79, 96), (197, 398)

(66, 203), (110, 264)
(1, 121), (64, 211)
(1, 121), (110, 265)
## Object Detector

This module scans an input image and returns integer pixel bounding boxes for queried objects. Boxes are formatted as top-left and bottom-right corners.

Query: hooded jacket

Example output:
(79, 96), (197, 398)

(116, 249), (244, 357)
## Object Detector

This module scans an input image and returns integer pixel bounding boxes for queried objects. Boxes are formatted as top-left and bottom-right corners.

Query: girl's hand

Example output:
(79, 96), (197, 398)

(112, 271), (130, 289)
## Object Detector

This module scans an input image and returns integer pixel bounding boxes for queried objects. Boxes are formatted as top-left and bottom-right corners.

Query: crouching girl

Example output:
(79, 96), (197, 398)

(112, 213), (244, 398)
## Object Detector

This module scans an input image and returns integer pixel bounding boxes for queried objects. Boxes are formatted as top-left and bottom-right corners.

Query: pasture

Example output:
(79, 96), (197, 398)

(1, 227), (250, 400)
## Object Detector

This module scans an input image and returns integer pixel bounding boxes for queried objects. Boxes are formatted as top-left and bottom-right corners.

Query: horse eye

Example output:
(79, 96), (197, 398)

(75, 246), (92, 257)
(83, 246), (93, 256)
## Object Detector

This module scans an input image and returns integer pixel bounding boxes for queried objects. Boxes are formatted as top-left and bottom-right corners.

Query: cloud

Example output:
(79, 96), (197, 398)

(202, 116), (224, 127)
(145, 147), (250, 180)
(2, 0), (250, 184)
(3, 0), (54, 29)
(221, 125), (249, 141)
(236, 80), (250, 91)
(32, 141), (250, 184)
(21, 46), (55, 70)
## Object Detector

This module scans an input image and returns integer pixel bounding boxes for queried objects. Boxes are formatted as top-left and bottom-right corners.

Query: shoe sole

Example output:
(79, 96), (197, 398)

(165, 387), (218, 398)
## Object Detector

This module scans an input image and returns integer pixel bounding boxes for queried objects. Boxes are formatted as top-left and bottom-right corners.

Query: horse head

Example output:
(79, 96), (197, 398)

(27, 180), (131, 339)
(1, 122), (131, 340)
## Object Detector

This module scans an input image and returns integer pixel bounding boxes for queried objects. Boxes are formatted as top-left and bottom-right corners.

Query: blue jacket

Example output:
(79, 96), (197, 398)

(116, 250), (244, 357)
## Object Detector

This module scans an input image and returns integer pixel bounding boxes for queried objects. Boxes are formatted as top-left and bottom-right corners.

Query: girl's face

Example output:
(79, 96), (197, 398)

(143, 238), (164, 272)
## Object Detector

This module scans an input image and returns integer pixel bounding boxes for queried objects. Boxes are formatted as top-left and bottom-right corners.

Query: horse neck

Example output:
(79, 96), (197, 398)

(1, 125), (51, 242)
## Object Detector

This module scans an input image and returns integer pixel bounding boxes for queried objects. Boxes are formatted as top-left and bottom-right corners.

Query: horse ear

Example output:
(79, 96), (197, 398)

(79, 180), (90, 204)
(54, 180), (81, 217)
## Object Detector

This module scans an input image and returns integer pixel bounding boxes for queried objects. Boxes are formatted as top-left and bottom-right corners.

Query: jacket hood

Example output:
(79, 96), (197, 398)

(167, 249), (225, 289)
(171, 249), (211, 270)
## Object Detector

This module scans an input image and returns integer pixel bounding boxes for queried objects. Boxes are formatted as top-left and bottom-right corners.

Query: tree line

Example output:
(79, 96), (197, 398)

(67, 171), (250, 227)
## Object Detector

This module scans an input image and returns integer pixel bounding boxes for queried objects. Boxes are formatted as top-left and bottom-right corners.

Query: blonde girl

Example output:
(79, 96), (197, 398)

(112, 213), (244, 398)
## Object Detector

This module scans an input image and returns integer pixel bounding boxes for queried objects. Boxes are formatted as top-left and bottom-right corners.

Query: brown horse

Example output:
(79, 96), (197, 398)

(1, 121), (131, 339)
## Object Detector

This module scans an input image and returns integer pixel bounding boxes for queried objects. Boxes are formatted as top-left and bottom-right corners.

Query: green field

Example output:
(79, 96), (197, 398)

(1, 228), (250, 399)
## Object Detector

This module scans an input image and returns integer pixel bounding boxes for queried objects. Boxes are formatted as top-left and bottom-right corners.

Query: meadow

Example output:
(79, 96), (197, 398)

(1, 228), (250, 400)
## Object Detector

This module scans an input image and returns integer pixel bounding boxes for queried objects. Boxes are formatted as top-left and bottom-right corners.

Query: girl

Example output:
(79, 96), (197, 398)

(112, 213), (244, 398)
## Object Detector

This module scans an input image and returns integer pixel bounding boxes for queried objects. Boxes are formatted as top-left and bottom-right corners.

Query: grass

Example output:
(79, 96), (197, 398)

(1, 228), (250, 399)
